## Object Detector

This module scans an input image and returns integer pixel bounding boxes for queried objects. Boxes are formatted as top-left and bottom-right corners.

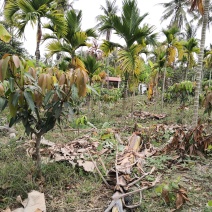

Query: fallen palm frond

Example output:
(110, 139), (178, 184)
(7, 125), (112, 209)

(133, 111), (166, 120)
(160, 124), (212, 157)
(105, 133), (160, 211)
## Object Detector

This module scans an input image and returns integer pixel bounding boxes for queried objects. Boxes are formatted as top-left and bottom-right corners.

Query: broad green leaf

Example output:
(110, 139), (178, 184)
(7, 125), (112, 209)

(9, 93), (18, 117)
(53, 102), (62, 119)
(2, 56), (10, 81)
(101, 133), (112, 140)
(44, 90), (54, 105)
(148, 60), (154, 68)
(0, 60), (3, 82)
(0, 24), (11, 43)
(86, 84), (100, 96)
(24, 72), (36, 82)
(0, 97), (7, 111)
(207, 200), (212, 207)
(12, 91), (20, 107)
(24, 91), (35, 112)
(9, 77), (14, 92)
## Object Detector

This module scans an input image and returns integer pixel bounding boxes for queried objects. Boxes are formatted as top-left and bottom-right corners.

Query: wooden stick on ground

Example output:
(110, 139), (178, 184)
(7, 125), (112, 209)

(87, 149), (112, 189)
(112, 175), (161, 200)
(127, 166), (155, 188)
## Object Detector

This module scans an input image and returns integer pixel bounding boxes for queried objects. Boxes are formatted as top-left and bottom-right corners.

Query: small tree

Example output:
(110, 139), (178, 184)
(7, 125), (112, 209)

(0, 54), (88, 176)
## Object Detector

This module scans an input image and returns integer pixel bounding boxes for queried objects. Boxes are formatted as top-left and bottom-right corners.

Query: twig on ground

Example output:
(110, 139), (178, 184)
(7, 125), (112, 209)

(123, 190), (142, 209)
(98, 156), (107, 174)
(76, 208), (103, 212)
(127, 166), (155, 188)
(87, 149), (112, 189)
(112, 175), (161, 200)
(115, 133), (124, 145)
(115, 134), (119, 185)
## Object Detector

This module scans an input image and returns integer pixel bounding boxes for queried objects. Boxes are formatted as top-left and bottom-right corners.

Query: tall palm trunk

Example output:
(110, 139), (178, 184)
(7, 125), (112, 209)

(161, 66), (166, 110)
(106, 29), (111, 41)
(185, 58), (190, 80)
(123, 72), (129, 98)
(35, 18), (42, 67)
(192, 0), (210, 127)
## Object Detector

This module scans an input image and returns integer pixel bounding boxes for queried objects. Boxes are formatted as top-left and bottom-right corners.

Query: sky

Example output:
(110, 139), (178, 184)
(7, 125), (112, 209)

(1, 0), (211, 57)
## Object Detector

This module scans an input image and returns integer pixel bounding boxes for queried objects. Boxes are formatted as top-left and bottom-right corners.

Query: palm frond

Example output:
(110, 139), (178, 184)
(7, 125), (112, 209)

(100, 40), (123, 56)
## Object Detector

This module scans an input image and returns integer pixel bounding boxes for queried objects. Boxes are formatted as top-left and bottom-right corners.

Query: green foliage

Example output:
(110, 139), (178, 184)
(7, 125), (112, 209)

(155, 177), (181, 206)
(0, 54), (88, 137)
(101, 88), (122, 103)
(75, 115), (88, 127)
(202, 80), (212, 90)
(146, 155), (172, 170)
(164, 81), (195, 104)
(0, 24), (11, 43)
(0, 21), (28, 58)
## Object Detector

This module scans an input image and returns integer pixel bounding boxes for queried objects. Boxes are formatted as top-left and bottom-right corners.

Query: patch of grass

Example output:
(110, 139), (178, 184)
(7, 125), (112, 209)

(0, 95), (211, 211)
(0, 144), (38, 209)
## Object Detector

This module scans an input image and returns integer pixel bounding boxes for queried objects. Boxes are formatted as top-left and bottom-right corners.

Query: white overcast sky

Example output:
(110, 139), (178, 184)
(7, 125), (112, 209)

(1, 0), (211, 56)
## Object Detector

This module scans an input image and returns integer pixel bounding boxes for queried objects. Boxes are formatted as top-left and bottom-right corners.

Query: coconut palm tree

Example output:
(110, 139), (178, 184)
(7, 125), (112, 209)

(4, 0), (67, 67)
(44, 9), (97, 69)
(96, 0), (119, 41)
(190, 0), (210, 126)
(99, 0), (157, 97)
(159, 0), (189, 29)
(182, 22), (198, 40)
(190, 2), (212, 30)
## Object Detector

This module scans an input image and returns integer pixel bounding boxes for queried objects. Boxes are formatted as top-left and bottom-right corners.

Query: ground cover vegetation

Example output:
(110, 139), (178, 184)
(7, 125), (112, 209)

(0, 0), (211, 211)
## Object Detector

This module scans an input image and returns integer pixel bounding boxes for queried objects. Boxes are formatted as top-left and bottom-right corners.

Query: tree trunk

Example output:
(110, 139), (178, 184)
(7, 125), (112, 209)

(35, 19), (42, 67)
(209, 69), (212, 86)
(123, 73), (129, 99)
(185, 59), (189, 81)
(161, 67), (166, 110)
(35, 133), (42, 177)
(192, 0), (210, 127)
(106, 30), (111, 41)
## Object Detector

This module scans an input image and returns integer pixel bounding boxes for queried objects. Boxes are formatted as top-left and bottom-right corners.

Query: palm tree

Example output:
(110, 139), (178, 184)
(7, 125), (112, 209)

(161, 26), (183, 109)
(190, 0), (210, 126)
(159, 0), (189, 29)
(99, 0), (157, 97)
(96, 0), (118, 41)
(182, 38), (199, 80)
(82, 55), (103, 84)
(190, 2), (212, 30)
(4, 0), (67, 67)
(204, 44), (212, 86)
(44, 9), (97, 69)
(183, 22), (198, 40)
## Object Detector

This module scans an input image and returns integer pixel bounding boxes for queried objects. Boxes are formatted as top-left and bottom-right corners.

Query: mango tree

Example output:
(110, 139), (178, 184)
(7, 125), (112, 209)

(0, 54), (88, 175)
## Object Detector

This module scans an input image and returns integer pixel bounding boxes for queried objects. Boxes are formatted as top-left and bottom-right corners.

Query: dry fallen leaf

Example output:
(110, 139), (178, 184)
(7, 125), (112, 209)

(162, 187), (170, 205)
(12, 190), (46, 212)
(78, 160), (96, 172)
(176, 192), (184, 209)
(176, 185), (189, 209)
